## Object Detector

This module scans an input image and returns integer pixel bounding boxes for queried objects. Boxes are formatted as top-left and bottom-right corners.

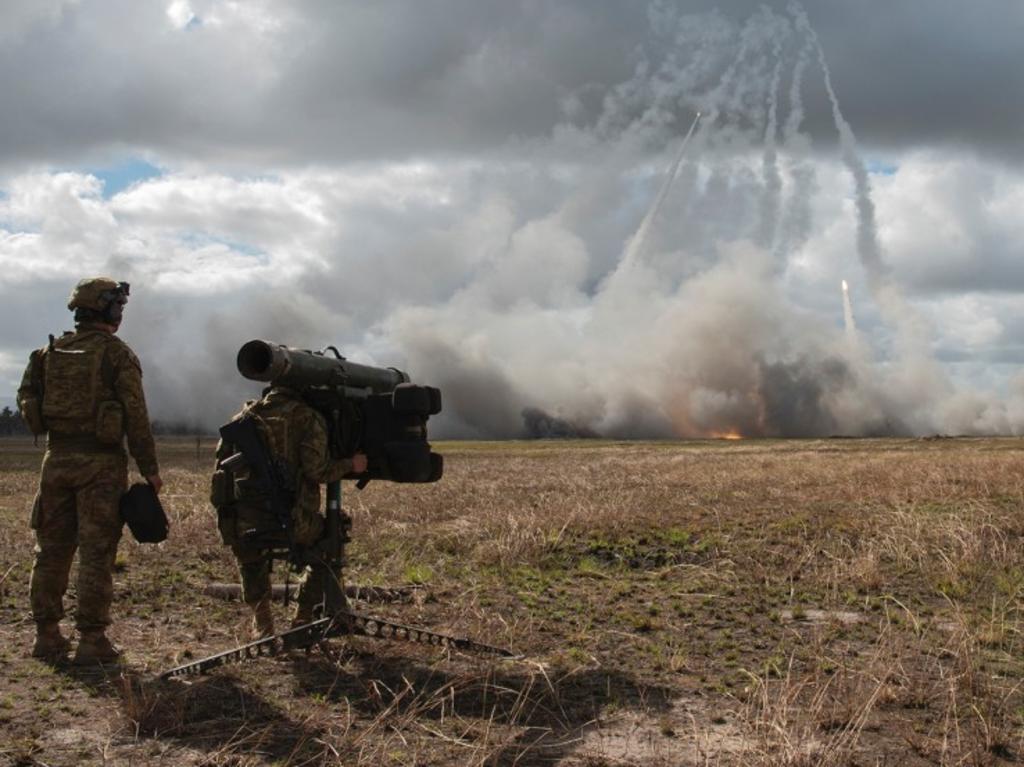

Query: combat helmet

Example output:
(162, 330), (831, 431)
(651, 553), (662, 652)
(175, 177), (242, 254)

(67, 277), (130, 325)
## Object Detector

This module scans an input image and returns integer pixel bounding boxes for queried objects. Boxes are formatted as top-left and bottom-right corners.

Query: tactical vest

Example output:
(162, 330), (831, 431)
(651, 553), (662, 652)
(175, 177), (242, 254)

(33, 331), (124, 445)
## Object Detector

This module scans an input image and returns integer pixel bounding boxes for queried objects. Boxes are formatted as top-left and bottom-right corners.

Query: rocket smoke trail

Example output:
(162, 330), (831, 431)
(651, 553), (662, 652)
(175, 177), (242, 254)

(758, 40), (784, 252)
(691, 11), (759, 152)
(791, 0), (936, 366)
(619, 110), (702, 272)
(841, 279), (857, 341)
(777, 20), (814, 256)
(790, 2), (887, 292)
(782, 22), (812, 145)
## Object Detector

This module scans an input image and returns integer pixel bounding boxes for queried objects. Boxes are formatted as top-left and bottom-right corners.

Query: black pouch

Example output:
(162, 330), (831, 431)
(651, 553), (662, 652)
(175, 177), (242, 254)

(216, 505), (237, 545)
(120, 483), (169, 543)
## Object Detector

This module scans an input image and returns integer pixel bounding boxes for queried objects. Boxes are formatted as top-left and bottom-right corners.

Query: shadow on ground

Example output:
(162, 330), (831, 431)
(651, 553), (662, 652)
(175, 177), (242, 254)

(289, 647), (675, 766)
(56, 662), (331, 763)
(50, 643), (675, 765)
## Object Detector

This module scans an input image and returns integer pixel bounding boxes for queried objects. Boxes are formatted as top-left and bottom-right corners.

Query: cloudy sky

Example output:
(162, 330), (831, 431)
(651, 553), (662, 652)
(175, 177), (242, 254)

(2, 0), (1022, 437)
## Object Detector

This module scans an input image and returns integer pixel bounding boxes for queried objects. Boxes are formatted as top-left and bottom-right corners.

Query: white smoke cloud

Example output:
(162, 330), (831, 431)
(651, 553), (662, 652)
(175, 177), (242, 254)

(1, 3), (1023, 438)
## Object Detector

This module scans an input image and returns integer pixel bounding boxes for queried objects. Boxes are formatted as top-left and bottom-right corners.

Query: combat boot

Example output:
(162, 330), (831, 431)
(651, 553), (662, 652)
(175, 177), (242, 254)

(252, 599), (275, 639)
(31, 622), (70, 660)
(73, 631), (121, 665)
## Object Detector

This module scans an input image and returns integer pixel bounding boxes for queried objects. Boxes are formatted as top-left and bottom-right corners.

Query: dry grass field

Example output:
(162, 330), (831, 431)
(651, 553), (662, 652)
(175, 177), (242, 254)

(1, 436), (1023, 766)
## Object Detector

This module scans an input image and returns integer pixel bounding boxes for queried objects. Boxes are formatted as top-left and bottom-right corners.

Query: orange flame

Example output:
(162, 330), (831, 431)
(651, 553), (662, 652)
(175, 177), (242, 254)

(710, 430), (743, 440)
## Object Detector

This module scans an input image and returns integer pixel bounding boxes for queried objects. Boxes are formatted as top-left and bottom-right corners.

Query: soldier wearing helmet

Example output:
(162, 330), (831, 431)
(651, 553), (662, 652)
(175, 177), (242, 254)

(16, 277), (162, 664)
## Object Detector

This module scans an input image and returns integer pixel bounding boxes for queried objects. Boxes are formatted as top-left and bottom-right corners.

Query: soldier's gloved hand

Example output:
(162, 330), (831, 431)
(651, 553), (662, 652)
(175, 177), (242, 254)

(146, 474), (164, 494)
(350, 453), (368, 474)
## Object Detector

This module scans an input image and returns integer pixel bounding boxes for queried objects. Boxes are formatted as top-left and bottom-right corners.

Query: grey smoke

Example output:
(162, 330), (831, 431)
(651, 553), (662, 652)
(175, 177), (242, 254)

(521, 408), (599, 439)
(368, 3), (1022, 439)
(620, 110), (702, 273)
(3, 2), (1023, 439)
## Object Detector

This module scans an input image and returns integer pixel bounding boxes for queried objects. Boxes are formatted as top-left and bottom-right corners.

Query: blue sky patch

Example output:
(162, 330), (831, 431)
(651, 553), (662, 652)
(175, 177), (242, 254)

(179, 231), (266, 260)
(866, 159), (898, 176)
(90, 158), (164, 198)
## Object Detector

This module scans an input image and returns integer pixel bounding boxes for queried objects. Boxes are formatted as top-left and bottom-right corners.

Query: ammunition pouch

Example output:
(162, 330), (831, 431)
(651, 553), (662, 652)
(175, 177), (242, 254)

(216, 504), (237, 545)
(221, 495), (290, 548)
(234, 476), (269, 499)
(212, 464), (241, 546)
(217, 504), (287, 549)
(95, 400), (124, 445)
(210, 469), (235, 508)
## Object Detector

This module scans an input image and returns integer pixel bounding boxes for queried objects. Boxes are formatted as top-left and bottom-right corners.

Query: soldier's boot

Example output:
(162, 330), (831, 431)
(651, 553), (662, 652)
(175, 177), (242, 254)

(73, 631), (121, 665)
(252, 599), (275, 639)
(31, 622), (71, 660)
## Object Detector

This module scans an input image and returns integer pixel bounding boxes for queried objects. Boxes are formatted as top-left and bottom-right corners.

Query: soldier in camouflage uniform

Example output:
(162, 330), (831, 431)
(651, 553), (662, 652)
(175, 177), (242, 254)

(17, 278), (162, 664)
(212, 387), (366, 638)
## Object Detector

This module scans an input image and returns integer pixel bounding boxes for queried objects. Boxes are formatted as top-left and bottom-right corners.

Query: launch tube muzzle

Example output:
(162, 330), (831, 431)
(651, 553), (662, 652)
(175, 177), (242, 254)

(237, 339), (409, 394)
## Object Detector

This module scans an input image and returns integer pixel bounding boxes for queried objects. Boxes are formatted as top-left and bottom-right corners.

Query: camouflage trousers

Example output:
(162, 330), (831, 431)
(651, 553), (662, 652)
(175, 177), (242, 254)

(30, 450), (127, 631)
(222, 505), (342, 618)
(231, 542), (343, 620)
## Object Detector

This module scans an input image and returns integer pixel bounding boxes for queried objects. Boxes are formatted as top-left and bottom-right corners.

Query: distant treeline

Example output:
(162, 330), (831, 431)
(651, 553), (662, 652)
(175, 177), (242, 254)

(0, 405), (212, 437)
(150, 420), (216, 437)
(0, 406), (29, 436)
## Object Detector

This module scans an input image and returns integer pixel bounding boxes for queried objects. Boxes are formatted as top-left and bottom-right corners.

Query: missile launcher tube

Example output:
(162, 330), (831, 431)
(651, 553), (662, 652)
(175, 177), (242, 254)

(237, 339), (409, 393)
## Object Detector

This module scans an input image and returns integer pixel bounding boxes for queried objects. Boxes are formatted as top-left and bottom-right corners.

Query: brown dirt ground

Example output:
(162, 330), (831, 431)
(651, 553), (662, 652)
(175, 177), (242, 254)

(0, 436), (1023, 766)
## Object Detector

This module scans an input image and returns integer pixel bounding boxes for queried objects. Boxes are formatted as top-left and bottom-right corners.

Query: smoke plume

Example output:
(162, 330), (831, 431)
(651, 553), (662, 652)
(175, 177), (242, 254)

(4, 3), (1022, 439)
(359, 4), (1020, 439)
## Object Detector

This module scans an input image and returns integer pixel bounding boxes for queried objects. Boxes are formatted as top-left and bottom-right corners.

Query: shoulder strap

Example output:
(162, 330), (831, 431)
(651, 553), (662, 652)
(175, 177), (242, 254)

(96, 334), (118, 390)
(34, 338), (53, 391)
(26, 333), (59, 396)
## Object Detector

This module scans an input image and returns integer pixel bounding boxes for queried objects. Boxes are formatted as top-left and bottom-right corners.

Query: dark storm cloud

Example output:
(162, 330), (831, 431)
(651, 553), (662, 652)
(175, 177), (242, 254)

(0, 0), (1022, 168)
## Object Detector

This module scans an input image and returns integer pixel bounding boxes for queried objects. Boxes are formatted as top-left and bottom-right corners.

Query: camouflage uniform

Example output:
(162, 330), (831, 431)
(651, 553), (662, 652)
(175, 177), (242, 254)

(17, 278), (158, 661)
(214, 387), (354, 632)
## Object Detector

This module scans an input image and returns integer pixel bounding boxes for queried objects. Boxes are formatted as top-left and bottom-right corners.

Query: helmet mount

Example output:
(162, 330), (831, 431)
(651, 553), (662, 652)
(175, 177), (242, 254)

(67, 278), (130, 326)
(99, 282), (130, 324)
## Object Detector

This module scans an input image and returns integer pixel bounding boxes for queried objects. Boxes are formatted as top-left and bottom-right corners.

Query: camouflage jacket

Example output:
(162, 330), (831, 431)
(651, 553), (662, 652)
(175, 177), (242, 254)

(17, 324), (159, 477)
(215, 387), (354, 545)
